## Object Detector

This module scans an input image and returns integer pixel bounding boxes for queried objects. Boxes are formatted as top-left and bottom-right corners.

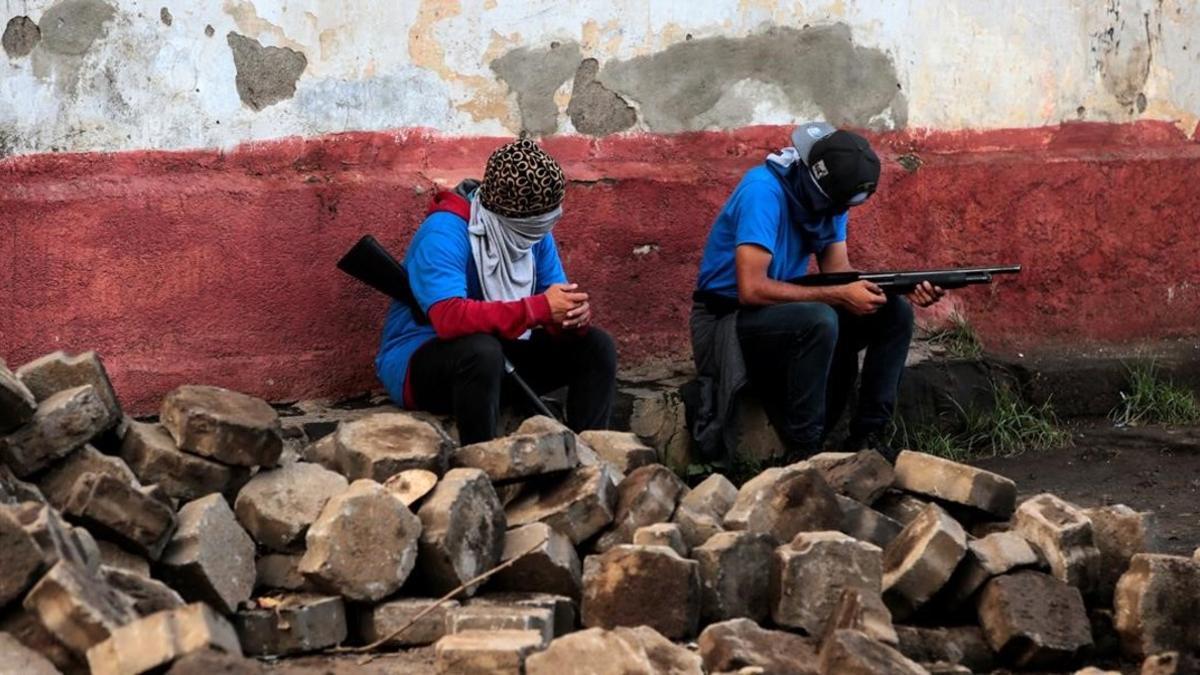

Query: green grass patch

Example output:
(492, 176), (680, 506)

(921, 312), (984, 360)
(1109, 361), (1200, 427)
(892, 385), (1071, 460)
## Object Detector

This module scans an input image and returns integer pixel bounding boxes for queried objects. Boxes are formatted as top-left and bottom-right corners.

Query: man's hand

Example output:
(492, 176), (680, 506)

(544, 283), (588, 324)
(837, 280), (887, 315)
(563, 300), (592, 329)
(907, 281), (946, 308)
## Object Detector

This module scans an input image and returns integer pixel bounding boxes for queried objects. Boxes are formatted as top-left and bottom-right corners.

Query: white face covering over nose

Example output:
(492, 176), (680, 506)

(468, 192), (562, 304)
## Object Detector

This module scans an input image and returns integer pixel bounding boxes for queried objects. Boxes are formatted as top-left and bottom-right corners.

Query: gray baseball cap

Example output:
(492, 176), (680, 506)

(790, 122), (837, 166)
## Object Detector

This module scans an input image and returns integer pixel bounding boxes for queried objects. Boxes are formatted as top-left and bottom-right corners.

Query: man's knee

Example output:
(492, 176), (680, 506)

(880, 295), (915, 336)
(577, 328), (618, 376)
(453, 334), (506, 380)
(808, 304), (840, 345)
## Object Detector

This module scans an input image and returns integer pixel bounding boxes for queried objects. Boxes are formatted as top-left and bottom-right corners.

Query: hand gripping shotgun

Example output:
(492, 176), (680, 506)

(337, 235), (559, 420)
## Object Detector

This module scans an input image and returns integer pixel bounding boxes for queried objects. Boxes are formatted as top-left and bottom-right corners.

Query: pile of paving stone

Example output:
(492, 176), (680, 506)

(2, 351), (1199, 675)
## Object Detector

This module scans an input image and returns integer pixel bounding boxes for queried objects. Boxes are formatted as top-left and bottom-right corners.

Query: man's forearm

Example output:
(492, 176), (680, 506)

(738, 277), (844, 306)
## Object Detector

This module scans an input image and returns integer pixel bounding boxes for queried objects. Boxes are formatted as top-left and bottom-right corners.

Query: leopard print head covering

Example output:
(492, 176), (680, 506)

(479, 138), (566, 218)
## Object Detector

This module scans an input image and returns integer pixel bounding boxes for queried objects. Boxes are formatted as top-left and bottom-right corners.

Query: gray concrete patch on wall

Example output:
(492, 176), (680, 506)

(566, 58), (637, 136)
(227, 32), (308, 112)
(596, 23), (905, 132)
(160, 7), (172, 27)
(3, 16), (41, 59)
(38, 0), (114, 56)
(491, 40), (583, 136)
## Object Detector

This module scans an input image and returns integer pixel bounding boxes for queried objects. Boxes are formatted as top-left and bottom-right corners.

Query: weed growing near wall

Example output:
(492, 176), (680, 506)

(1110, 361), (1200, 427)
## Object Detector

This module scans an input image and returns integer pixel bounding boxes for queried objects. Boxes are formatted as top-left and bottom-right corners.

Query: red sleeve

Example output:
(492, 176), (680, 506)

(428, 296), (553, 340)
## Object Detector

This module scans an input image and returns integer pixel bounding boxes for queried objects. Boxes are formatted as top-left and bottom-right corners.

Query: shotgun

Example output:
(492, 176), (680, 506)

(793, 265), (1021, 294)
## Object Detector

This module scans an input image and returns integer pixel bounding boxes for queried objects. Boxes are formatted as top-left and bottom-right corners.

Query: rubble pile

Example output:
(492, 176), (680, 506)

(1, 351), (1198, 675)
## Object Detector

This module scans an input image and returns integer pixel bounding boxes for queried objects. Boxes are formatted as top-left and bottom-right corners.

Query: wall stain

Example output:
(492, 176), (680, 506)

(227, 32), (307, 111)
(595, 23), (905, 132)
(160, 7), (172, 27)
(2, 16), (40, 58)
(222, 0), (306, 54)
(1091, 0), (1162, 109)
(39, 0), (114, 56)
(566, 58), (636, 135)
(490, 41), (581, 136)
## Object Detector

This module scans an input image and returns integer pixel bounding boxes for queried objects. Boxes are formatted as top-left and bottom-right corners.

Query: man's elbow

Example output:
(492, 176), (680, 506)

(736, 283), (766, 306)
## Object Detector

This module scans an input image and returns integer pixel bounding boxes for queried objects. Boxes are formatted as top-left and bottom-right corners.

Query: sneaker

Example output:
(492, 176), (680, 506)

(842, 430), (900, 464)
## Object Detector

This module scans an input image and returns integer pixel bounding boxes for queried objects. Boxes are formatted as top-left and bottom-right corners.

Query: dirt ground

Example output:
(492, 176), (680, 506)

(974, 421), (1200, 555)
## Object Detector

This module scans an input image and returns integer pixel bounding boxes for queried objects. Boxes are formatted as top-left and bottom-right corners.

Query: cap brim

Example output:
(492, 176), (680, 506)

(790, 122), (837, 166)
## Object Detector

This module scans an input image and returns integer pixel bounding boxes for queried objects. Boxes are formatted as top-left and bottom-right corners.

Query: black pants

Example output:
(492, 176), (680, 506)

(407, 329), (618, 445)
(736, 295), (914, 454)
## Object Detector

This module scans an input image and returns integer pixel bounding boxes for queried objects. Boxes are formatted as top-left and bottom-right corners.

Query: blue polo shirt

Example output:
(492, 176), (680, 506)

(374, 211), (568, 405)
(696, 165), (848, 297)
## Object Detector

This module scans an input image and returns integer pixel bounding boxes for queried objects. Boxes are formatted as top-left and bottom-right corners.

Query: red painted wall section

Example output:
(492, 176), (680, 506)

(2, 123), (1199, 412)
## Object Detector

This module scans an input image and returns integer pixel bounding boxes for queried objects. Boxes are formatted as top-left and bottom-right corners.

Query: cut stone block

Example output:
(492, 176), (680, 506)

(63, 472), (177, 560)
(0, 363), (37, 434)
(85, 603), (242, 675)
(0, 505), (45, 607)
(698, 618), (819, 675)
(448, 605), (554, 646)
(416, 468), (505, 596)
(874, 490), (931, 525)
(383, 469), (438, 507)
(526, 626), (703, 675)
(672, 473), (737, 550)
(823, 587), (899, 647)
(837, 494), (904, 548)
(581, 544), (701, 639)
(976, 570), (1093, 669)
(359, 598), (460, 647)
(163, 649), (262, 675)
(435, 629), (545, 674)
(489, 522), (581, 600)
(694, 531), (774, 625)
(93, 538), (148, 576)
(809, 450), (894, 504)
(119, 421), (250, 503)
(0, 385), (111, 477)
(300, 432), (339, 471)
(942, 530), (1041, 609)
(300, 479), (422, 602)
(577, 430), (657, 474)
(1113, 554), (1200, 659)
(37, 445), (139, 510)
(0, 463), (46, 505)
(16, 352), (121, 428)
(1085, 504), (1154, 602)
(594, 464), (687, 552)
(0, 607), (83, 673)
(0, 630), (62, 675)
(453, 430), (578, 482)
(468, 593), (576, 638)
(160, 385), (282, 468)
(1141, 652), (1200, 675)
(23, 560), (138, 656)
(1014, 493), (1101, 594)
(771, 531), (885, 636)
(895, 625), (996, 674)
(159, 494), (256, 615)
(16, 503), (99, 573)
(334, 412), (452, 481)
(234, 462), (347, 551)
(882, 503), (968, 620)
(893, 451), (1017, 518)
(723, 463), (842, 544)
(633, 522), (688, 556)
(506, 464), (619, 545)
(101, 566), (184, 616)
(255, 553), (308, 592)
(820, 629), (928, 675)
(234, 594), (347, 657)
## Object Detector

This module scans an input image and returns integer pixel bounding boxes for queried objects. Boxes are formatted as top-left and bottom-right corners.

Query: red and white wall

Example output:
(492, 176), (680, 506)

(2, 0), (1199, 411)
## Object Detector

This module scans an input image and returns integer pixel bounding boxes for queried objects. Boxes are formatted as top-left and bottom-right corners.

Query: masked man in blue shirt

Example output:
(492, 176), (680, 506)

(691, 123), (944, 464)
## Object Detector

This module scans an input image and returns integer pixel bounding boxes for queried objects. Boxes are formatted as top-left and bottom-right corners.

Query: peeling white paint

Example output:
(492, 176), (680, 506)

(0, 0), (1198, 155)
